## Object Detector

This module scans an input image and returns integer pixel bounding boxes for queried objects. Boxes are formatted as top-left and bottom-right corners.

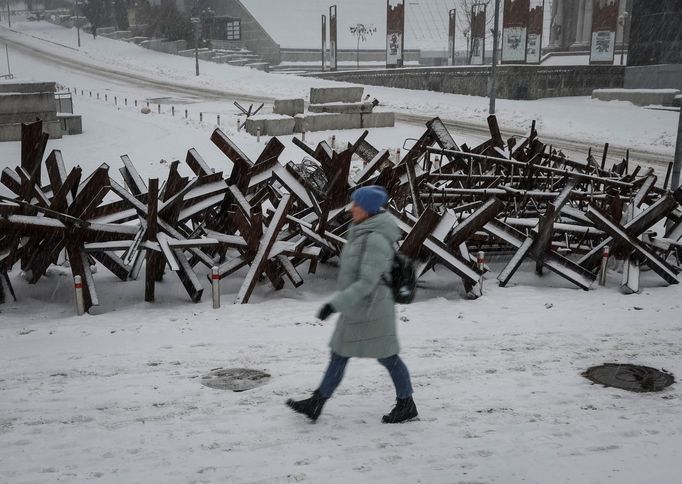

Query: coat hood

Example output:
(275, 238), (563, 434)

(349, 211), (401, 245)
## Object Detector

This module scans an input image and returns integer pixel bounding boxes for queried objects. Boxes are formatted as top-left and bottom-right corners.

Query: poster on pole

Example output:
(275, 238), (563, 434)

(448, 9), (456, 66)
(330, 5), (338, 71)
(321, 15), (327, 71)
(502, 0), (529, 63)
(590, 0), (619, 64)
(386, 0), (405, 68)
(525, 0), (544, 64)
(470, 3), (486, 65)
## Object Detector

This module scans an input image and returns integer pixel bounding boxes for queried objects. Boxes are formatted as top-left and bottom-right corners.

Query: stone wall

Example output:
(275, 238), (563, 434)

(305, 65), (625, 100)
(281, 49), (420, 63)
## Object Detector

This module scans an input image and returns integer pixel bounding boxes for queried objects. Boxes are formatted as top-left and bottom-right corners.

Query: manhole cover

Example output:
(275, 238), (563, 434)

(201, 368), (271, 392)
(582, 364), (675, 393)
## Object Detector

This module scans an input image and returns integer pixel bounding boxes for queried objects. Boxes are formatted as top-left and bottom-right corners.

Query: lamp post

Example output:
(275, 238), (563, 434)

(488, 0), (501, 115)
(191, 16), (200, 76)
(618, 11), (629, 66)
(75, 1), (81, 47)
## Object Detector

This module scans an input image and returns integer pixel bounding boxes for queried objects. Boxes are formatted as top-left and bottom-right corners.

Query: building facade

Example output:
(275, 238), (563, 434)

(547, 0), (631, 52)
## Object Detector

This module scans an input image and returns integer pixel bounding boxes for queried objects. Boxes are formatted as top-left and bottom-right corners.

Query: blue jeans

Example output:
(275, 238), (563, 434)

(317, 352), (414, 399)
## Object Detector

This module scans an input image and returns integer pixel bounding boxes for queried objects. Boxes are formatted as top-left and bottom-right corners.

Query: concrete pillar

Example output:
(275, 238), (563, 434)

(549, 0), (565, 49)
(582, 0), (594, 47)
(575, 0), (586, 46)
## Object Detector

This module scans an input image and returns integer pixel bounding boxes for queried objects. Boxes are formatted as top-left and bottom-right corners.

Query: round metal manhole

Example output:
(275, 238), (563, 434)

(582, 364), (675, 393)
(201, 368), (271, 392)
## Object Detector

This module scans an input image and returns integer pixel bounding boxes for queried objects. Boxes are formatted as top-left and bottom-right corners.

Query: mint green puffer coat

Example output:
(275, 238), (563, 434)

(329, 212), (401, 358)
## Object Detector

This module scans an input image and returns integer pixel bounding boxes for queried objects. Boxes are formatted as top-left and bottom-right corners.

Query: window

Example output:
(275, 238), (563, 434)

(226, 20), (241, 41)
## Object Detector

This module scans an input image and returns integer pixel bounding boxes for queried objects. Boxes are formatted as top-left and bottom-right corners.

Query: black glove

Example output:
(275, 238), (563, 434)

(317, 303), (335, 321)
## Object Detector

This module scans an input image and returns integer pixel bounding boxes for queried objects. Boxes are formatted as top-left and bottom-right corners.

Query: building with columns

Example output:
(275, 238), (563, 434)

(547, 0), (631, 52)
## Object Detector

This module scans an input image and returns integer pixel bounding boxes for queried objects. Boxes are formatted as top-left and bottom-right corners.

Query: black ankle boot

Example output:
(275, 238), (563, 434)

(286, 390), (328, 421)
(382, 396), (418, 423)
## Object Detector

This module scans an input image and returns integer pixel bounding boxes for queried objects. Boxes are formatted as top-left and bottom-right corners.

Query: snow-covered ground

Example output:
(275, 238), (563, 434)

(1, 17), (681, 484)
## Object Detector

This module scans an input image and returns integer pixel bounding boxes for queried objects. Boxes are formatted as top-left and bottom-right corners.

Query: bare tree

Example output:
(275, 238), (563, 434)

(456, 0), (495, 59)
(349, 23), (377, 69)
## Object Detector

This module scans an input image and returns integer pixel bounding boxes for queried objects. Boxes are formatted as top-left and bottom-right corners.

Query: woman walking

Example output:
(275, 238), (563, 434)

(286, 185), (418, 424)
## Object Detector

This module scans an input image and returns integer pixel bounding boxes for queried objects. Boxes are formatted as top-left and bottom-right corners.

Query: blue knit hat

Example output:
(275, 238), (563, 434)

(351, 185), (388, 216)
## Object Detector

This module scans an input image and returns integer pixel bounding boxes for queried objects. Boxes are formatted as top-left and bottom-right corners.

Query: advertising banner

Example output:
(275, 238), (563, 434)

(470, 3), (486, 65)
(526, 0), (544, 64)
(502, 0), (529, 63)
(387, 0), (405, 68)
(321, 14), (327, 71)
(590, 0), (619, 64)
(448, 9), (456, 66)
(330, 5), (338, 71)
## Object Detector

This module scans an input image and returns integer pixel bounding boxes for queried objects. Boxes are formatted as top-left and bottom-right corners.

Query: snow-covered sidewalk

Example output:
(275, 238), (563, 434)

(1, 266), (681, 483)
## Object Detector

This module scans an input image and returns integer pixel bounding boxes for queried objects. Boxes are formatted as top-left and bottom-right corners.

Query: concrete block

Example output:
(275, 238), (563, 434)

(0, 92), (57, 115)
(294, 114), (306, 133)
(292, 111), (395, 132)
(58, 115), (83, 135)
(308, 102), (374, 114)
(247, 63), (270, 72)
(591, 88), (681, 106)
(359, 112), (395, 128)
(124, 37), (149, 44)
(0, 111), (57, 124)
(310, 86), (364, 104)
(273, 99), (304, 116)
(141, 39), (168, 50)
(0, 120), (62, 142)
(294, 113), (362, 133)
(0, 82), (56, 94)
(673, 95), (682, 108)
(245, 115), (295, 136)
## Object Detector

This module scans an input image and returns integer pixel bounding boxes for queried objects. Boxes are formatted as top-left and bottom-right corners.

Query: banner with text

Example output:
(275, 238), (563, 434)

(330, 5), (338, 71)
(387, 0), (405, 68)
(502, 0), (530, 64)
(590, 0), (619, 64)
(525, 0), (544, 64)
(321, 14), (327, 71)
(448, 9), (456, 66)
(470, 3), (486, 65)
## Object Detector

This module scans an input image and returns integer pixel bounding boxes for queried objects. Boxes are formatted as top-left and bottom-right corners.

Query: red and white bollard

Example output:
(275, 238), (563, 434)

(211, 266), (220, 309)
(74, 275), (85, 316)
(599, 245), (610, 286)
(477, 251), (486, 272)
(257, 127), (261, 143)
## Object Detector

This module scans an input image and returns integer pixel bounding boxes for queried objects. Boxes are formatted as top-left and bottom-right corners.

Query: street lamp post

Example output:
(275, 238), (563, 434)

(75, 1), (81, 47)
(488, 0), (501, 115)
(191, 17), (200, 76)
